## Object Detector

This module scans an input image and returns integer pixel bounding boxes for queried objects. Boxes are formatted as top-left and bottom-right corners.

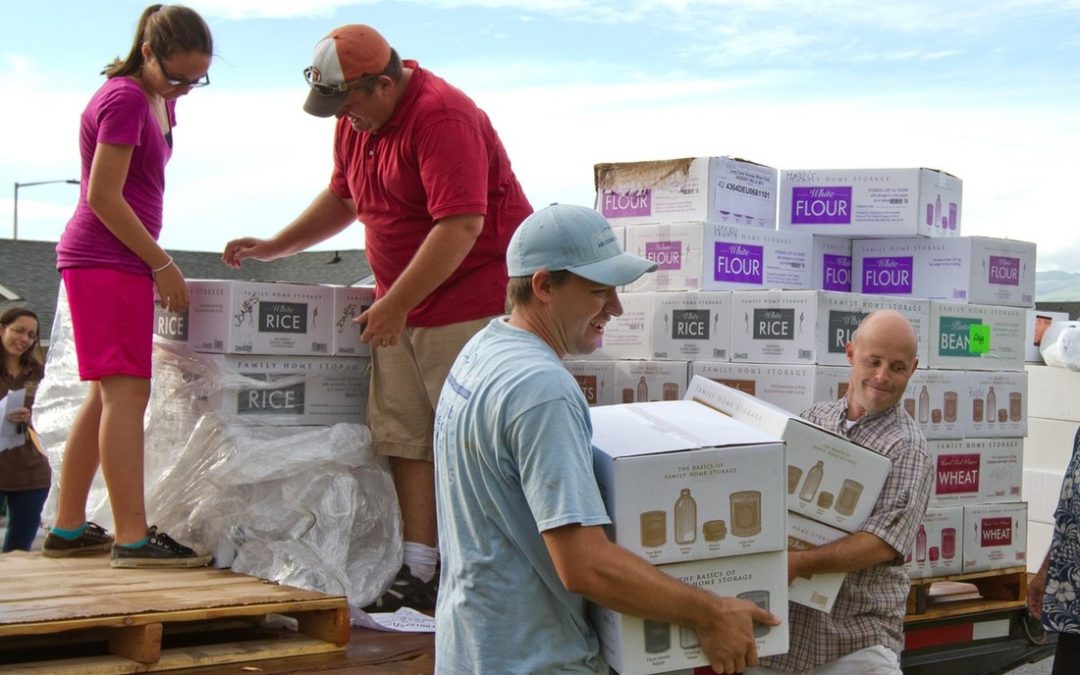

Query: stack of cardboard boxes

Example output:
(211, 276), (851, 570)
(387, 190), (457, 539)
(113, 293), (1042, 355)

(577, 157), (1039, 617)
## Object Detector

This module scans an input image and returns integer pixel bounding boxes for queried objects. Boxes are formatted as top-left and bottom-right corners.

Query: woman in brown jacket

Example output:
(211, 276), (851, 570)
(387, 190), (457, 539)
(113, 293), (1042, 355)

(0, 307), (51, 552)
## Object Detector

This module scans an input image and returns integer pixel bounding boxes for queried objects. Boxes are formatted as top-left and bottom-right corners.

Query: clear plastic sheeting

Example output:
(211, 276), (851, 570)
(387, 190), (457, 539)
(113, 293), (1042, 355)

(35, 286), (402, 612)
(1040, 320), (1080, 371)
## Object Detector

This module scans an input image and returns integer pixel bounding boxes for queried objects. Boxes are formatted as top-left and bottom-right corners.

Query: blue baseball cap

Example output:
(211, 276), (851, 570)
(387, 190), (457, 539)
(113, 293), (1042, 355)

(507, 204), (657, 286)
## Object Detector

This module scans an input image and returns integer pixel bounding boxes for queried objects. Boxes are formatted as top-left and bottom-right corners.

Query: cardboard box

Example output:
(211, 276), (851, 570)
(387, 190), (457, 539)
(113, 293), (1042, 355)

(591, 401), (786, 564)
(929, 302), (1025, 371)
(811, 236), (853, 292)
(614, 361), (691, 404)
(812, 365), (849, 404)
(852, 237), (1036, 308)
(685, 376), (891, 532)
(902, 369), (968, 440)
(704, 223), (813, 291)
(778, 167), (962, 237)
(594, 156), (778, 228)
(1027, 364), (1080, 422)
(330, 285), (375, 357)
(1023, 416), (1079, 473)
(787, 512), (847, 612)
(965, 371), (1028, 437)
(928, 438), (1023, 506)
(199, 354), (368, 425)
(651, 291), (732, 361)
(962, 502), (1027, 573)
(594, 292), (655, 360)
(623, 223), (707, 292)
(1025, 310), (1070, 362)
(590, 552), (789, 674)
(728, 290), (929, 367)
(905, 506), (964, 579)
(155, 280), (334, 356)
(691, 362), (816, 415)
(564, 360), (619, 407)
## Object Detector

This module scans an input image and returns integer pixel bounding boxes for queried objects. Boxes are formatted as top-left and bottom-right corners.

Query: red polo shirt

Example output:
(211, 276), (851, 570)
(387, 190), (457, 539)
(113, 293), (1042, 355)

(329, 61), (532, 327)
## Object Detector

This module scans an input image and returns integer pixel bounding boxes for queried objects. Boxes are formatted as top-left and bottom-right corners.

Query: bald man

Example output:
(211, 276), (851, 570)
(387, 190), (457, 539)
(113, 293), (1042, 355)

(750, 310), (933, 675)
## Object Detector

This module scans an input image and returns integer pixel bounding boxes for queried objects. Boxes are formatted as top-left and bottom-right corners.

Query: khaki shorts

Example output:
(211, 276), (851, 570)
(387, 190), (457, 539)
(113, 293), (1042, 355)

(368, 315), (496, 461)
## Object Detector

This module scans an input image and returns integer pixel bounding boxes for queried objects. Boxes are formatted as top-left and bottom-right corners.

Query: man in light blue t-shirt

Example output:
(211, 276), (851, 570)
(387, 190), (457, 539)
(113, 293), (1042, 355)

(434, 204), (779, 674)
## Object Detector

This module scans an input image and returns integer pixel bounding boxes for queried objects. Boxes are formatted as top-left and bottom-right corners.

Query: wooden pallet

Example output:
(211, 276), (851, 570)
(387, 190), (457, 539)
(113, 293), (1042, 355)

(0, 551), (349, 673)
(905, 566), (1028, 622)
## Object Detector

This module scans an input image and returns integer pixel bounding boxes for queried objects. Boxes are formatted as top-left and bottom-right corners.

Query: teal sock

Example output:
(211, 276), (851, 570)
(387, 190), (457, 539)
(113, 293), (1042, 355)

(50, 523), (88, 540)
(117, 536), (150, 549)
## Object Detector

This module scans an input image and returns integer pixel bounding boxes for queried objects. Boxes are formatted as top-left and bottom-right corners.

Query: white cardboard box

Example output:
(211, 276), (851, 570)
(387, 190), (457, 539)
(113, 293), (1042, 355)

(691, 362), (816, 415)
(685, 376), (891, 532)
(778, 167), (962, 237)
(199, 354), (368, 425)
(786, 512), (847, 613)
(704, 223), (813, 291)
(929, 302), (1025, 371)
(1026, 364), (1080, 422)
(155, 280), (334, 356)
(728, 290), (929, 368)
(927, 438), (1023, 506)
(623, 223), (707, 292)
(590, 551), (789, 675)
(962, 502), (1028, 573)
(852, 237), (1036, 307)
(590, 401), (786, 565)
(1025, 310), (1070, 362)
(965, 370), (1028, 437)
(905, 506), (964, 579)
(614, 361), (691, 404)
(564, 360), (619, 407)
(811, 236), (853, 293)
(594, 156), (778, 228)
(651, 291), (732, 361)
(902, 369), (968, 440)
(812, 365), (849, 404)
(330, 285), (375, 357)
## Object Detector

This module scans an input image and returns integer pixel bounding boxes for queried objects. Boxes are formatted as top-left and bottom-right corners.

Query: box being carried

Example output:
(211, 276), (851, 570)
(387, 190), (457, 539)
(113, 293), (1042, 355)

(778, 167), (962, 238)
(590, 401), (786, 565)
(852, 236), (1036, 307)
(590, 551), (789, 675)
(685, 376), (890, 532)
(787, 512), (847, 613)
(156, 280), (333, 356)
(691, 362), (816, 415)
(595, 156), (778, 228)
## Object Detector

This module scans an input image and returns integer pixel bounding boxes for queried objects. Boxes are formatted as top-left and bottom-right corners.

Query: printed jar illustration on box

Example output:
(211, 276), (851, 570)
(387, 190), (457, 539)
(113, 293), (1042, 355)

(905, 506), (963, 579)
(591, 401), (786, 565)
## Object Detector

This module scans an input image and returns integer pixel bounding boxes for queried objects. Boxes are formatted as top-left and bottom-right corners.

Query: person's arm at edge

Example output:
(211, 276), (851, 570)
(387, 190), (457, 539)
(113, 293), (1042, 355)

(543, 523), (779, 675)
(356, 213), (483, 346)
(87, 141), (188, 311)
(222, 188), (356, 268)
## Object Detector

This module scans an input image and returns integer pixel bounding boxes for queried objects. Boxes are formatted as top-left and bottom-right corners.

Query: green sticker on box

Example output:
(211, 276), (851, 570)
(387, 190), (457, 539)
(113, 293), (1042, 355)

(969, 324), (990, 354)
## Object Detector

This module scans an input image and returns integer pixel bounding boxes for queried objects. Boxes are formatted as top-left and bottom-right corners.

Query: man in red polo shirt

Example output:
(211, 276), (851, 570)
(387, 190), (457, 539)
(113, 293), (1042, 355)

(223, 24), (532, 611)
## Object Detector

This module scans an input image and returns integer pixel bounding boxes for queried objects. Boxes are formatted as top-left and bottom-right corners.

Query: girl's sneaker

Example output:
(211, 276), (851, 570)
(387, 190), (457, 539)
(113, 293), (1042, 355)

(110, 526), (212, 569)
(42, 522), (114, 557)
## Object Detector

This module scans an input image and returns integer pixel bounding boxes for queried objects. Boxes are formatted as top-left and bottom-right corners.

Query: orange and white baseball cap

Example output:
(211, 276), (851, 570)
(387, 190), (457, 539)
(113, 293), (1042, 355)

(302, 24), (391, 117)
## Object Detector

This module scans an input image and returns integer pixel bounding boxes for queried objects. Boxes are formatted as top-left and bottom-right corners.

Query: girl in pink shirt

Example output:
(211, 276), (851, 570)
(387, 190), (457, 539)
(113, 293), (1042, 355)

(47, 4), (213, 568)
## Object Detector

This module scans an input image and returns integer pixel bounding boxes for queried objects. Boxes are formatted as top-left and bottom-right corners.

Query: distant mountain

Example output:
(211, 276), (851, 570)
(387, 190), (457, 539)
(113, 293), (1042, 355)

(1037, 270), (1080, 302)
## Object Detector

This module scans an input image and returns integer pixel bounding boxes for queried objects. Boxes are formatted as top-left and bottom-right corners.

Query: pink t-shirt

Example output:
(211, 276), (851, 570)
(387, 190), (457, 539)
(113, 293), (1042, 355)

(56, 76), (176, 274)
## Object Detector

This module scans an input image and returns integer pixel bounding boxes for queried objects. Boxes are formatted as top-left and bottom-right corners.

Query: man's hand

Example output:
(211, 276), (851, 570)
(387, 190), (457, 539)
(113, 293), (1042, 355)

(694, 596), (779, 674)
(358, 296), (409, 348)
(1027, 568), (1048, 619)
(222, 237), (277, 269)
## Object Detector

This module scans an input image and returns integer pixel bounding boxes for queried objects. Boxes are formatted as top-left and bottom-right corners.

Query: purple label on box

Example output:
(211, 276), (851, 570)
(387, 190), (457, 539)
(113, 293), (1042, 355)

(861, 256), (914, 294)
(822, 254), (852, 292)
(599, 189), (651, 218)
(645, 241), (683, 271)
(790, 186), (852, 224)
(988, 256), (1020, 286)
(714, 242), (763, 284)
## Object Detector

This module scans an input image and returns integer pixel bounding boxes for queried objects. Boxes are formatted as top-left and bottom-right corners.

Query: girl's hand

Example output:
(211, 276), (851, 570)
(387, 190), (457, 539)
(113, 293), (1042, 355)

(5, 407), (31, 424)
(154, 262), (189, 313)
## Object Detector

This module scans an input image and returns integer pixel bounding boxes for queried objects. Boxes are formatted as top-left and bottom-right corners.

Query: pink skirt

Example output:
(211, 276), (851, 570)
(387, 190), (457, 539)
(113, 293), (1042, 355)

(61, 267), (154, 380)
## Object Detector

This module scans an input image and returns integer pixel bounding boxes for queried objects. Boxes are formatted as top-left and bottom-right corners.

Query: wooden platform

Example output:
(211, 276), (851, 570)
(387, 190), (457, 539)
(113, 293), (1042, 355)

(905, 566), (1028, 623)
(0, 551), (349, 673)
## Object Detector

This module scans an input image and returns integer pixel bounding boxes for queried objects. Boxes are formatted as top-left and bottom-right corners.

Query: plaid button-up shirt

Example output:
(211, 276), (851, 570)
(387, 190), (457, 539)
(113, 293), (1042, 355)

(762, 399), (932, 672)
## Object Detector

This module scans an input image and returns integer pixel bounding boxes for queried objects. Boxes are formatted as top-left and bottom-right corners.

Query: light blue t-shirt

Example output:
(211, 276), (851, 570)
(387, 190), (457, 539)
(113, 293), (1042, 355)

(434, 318), (611, 674)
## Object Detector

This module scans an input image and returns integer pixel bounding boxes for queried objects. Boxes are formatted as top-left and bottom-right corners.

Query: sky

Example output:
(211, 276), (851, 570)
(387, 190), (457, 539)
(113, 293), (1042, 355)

(2, 0), (1078, 270)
